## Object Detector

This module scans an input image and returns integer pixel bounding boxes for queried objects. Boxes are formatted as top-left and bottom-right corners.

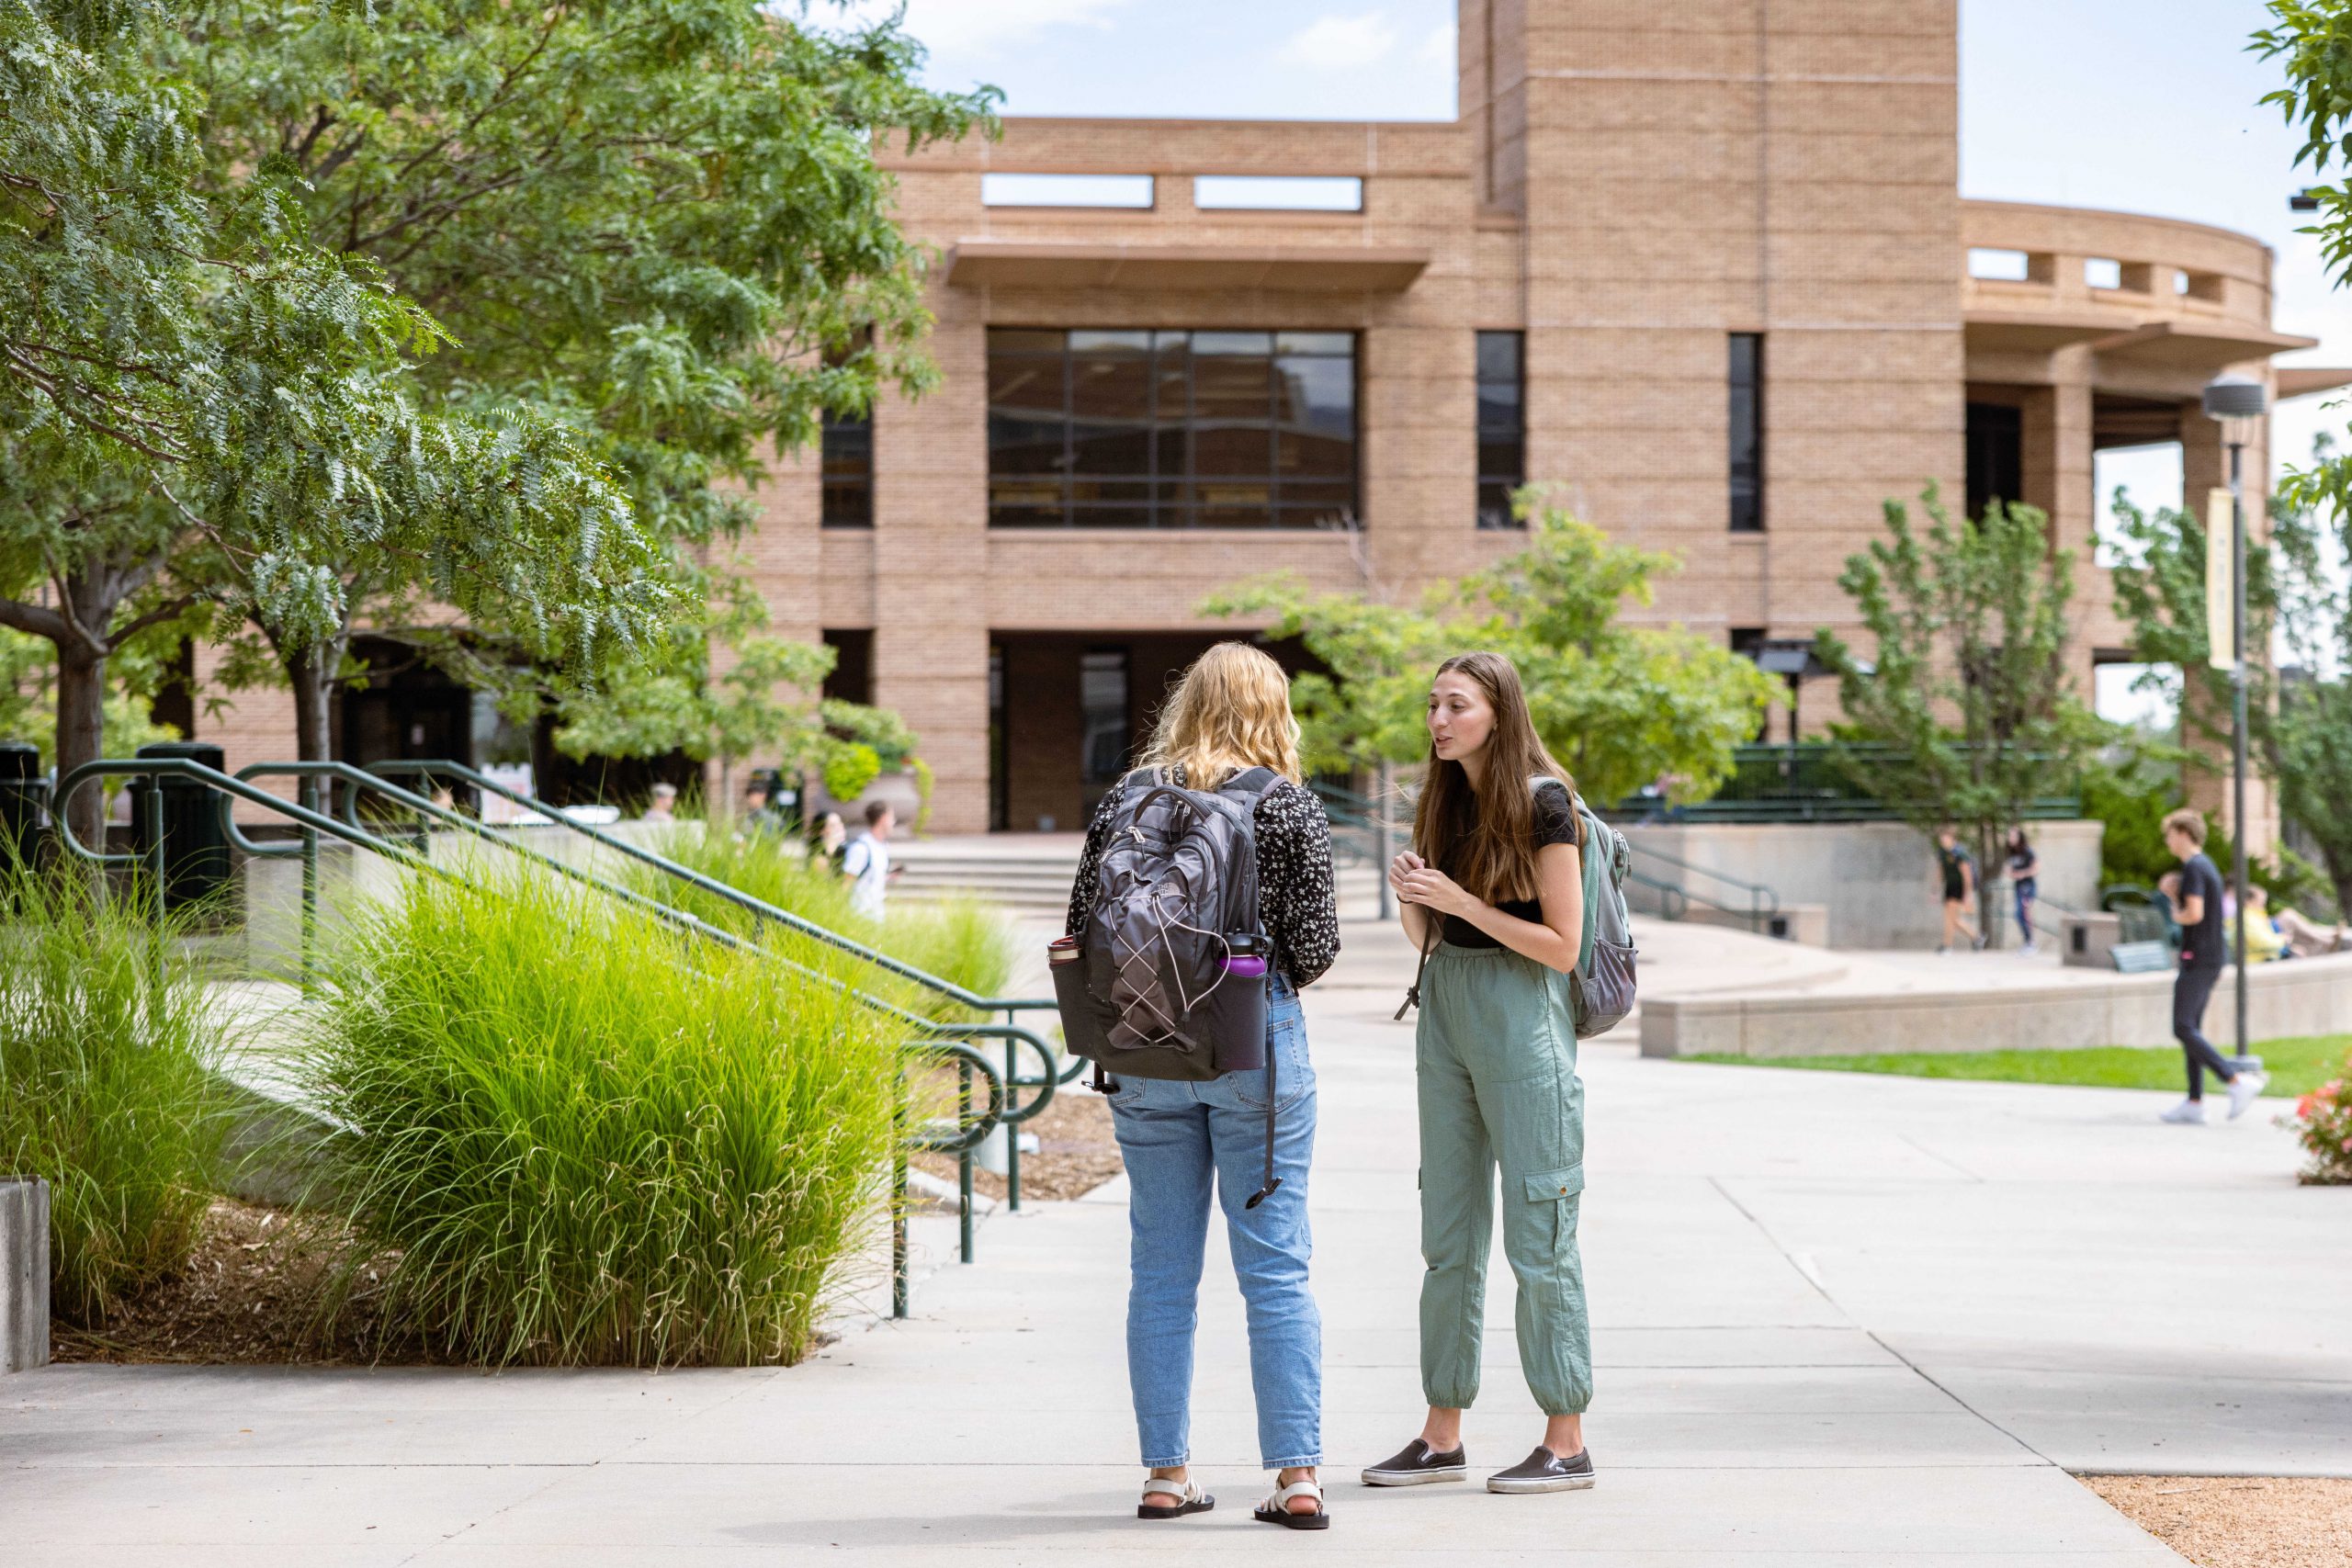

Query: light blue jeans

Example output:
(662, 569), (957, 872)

(1107, 974), (1321, 1470)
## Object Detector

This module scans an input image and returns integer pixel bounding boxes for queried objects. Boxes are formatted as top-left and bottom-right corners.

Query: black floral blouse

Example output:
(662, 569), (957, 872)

(1064, 767), (1340, 988)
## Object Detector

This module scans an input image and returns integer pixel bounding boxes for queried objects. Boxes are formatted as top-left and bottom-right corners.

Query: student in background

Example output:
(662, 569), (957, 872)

(2157, 809), (2268, 1125)
(641, 782), (679, 824)
(2007, 829), (2040, 955)
(1934, 828), (1984, 953)
(841, 800), (899, 921)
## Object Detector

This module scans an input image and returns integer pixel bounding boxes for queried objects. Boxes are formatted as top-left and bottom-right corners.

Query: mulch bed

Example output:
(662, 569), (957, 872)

(2084, 1475), (2352, 1568)
(59, 1095), (1124, 1365)
(910, 1079), (1123, 1203)
(51, 1199), (403, 1366)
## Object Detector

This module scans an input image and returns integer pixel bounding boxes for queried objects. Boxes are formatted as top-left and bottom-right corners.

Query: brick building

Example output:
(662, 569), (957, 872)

(197, 2), (2334, 838)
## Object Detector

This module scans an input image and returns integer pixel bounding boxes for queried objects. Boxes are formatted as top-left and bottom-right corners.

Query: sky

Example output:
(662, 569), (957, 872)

(831, 0), (2349, 707)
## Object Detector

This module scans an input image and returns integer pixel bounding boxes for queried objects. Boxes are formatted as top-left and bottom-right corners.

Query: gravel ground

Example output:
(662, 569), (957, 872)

(910, 1079), (1122, 1202)
(2084, 1475), (2352, 1568)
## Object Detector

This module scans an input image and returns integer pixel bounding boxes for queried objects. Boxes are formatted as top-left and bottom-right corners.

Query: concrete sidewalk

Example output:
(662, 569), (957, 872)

(6, 979), (2346, 1564)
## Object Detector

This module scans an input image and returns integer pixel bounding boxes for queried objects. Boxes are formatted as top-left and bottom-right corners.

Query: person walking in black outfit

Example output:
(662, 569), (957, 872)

(2157, 808), (2268, 1125)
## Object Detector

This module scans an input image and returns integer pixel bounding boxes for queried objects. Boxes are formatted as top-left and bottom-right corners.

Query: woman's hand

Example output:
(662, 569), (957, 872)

(1386, 851), (1426, 905)
(1396, 864), (1481, 919)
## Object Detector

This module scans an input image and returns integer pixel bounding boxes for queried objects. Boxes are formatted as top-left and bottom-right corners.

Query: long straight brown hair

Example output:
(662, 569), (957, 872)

(1411, 650), (1578, 904)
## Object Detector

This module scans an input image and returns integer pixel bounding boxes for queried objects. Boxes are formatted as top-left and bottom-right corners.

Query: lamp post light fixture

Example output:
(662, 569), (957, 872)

(2199, 373), (2267, 1067)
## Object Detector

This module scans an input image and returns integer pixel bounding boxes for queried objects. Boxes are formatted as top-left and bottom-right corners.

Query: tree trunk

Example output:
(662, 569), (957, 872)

(284, 637), (342, 763)
(53, 640), (109, 853)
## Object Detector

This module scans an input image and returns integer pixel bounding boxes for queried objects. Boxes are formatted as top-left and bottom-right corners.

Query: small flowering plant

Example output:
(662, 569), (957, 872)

(2280, 1062), (2352, 1185)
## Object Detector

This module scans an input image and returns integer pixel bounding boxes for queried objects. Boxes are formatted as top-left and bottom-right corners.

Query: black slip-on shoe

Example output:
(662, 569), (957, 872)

(1486, 1446), (1596, 1495)
(1360, 1438), (1468, 1487)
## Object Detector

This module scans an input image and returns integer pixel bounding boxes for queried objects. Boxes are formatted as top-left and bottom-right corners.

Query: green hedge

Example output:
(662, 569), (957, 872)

(301, 870), (902, 1366)
(0, 865), (229, 1325)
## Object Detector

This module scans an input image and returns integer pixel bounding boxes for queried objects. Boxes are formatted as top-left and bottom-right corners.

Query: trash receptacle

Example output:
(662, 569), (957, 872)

(0, 741), (45, 872)
(128, 741), (232, 909)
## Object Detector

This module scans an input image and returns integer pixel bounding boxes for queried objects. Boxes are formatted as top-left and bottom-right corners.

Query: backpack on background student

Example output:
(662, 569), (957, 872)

(1396, 775), (1638, 1040)
(1051, 764), (1287, 1207)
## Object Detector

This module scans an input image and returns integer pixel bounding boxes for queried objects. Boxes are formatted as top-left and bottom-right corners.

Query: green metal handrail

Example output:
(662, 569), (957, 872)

(51, 757), (1007, 1319)
(361, 757), (1079, 1210)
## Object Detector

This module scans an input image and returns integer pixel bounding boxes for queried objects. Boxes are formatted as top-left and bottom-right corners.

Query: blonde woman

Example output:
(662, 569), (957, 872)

(1064, 642), (1340, 1529)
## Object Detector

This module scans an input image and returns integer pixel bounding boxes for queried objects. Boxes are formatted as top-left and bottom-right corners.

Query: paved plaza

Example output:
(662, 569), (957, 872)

(6, 921), (2349, 1563)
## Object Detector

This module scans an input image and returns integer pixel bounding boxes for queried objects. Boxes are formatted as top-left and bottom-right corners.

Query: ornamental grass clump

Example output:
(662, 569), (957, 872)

(304, 869), (903, 1366)
(638, 826), (1017, 1020)
(0, 864), (230, 1325)
(2280, 1055), (2352, 1186)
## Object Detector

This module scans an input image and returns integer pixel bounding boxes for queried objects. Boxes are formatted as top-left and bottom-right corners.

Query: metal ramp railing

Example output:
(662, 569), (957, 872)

(47, 756), (1048, 1318)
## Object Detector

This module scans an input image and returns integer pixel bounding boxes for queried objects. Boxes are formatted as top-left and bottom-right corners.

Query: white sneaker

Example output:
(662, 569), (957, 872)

(2227, 1070), (2269, 1120)
(2019, 941), (2038, 956)
(2159, 1099), (2209, 1125)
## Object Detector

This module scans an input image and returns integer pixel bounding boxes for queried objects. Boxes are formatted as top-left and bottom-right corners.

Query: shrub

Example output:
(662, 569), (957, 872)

(302, 869), (904, 1366)
(637, 826), (1017, 1018)
(0, 865), (229, 1325)
(2280, 1055), (2352, 1186)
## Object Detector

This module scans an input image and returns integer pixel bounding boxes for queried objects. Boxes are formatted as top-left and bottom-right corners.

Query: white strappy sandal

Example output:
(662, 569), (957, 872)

(1253, 1475), (1330, 1530)
(1137, 1475), (1214, 1520)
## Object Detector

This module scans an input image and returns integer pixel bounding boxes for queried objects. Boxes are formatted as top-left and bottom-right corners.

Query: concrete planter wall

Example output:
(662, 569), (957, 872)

(1621, 818), (2103, 951)
(1644, 950), (2352, 1058)
(2, 1177), (49, 1372)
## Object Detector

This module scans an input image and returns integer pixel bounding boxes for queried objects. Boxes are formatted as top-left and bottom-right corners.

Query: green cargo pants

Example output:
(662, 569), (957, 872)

(1416, 941), (1591, 1416)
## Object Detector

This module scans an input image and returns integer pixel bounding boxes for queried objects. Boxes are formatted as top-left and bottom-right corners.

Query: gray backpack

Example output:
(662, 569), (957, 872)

(1054, 764), (1286, 1205)
(1397, 776), (1638, 1040)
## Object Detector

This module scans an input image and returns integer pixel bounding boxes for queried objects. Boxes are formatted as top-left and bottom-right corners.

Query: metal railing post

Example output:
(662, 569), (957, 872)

(892, 1076), (910, 1319)
(958, 1059), (976, 1264)
(1002, 1017), (1022, 1213)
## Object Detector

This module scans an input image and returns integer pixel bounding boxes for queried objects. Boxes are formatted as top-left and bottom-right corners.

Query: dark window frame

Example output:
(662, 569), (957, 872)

(1476, 329), (1526, 530)
(1729, 332), (1765, 535)
(987, 328), (1360, 531)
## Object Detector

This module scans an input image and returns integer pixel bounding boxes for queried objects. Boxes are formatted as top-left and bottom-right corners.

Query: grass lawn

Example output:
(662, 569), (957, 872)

(1682, 1035), (2352, 1098)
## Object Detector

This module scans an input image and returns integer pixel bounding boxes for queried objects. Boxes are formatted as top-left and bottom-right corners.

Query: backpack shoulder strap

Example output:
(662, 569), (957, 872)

(1221, 766), (1282, 800)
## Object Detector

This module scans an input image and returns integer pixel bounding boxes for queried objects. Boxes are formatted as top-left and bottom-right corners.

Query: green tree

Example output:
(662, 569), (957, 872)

(1204, 495), (1777, 807)
(1815, 488), (2108, 944)
(549, 577), (911, 818)
(3, 0), (639, 847)
(178, 0), (999, 757)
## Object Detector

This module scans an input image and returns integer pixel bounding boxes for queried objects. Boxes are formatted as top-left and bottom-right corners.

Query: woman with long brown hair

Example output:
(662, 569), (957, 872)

(1361, 649), (1597, 1495)
(1063, 641), (1340, 1529)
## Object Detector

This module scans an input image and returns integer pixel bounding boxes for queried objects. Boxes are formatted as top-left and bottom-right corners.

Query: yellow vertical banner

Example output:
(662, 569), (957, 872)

(2206, 487), (2235, 671)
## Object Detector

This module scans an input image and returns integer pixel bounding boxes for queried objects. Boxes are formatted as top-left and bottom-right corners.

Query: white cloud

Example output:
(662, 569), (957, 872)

(833, 0), (1135, 57)
(1280, 12), (1400, 72)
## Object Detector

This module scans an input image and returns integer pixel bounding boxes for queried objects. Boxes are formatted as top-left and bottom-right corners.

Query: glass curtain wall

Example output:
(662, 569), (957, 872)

(989, 329), (1357, 528)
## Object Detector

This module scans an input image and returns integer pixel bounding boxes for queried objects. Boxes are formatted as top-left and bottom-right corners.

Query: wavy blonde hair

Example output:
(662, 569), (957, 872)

(1140, 642), (1303, 790)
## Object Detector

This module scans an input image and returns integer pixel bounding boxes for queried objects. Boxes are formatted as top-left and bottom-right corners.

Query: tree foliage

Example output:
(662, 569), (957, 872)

(2, 0), (642, 843)
(177, 0), (999, 753)
(1815, 488), (2109, 934)
(1203, 495), (1779, 806)
(548, 575), (912, 816)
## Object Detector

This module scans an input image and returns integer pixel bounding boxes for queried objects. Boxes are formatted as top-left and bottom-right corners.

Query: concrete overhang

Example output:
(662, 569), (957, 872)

(1963, 312), (2133, 355)
(943, 240), (1430, 292)
(2277, 366), (2352, 400)
(2089, 321), (2319, 373)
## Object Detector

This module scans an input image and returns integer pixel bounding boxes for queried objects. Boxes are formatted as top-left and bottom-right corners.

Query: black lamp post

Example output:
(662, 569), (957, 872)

(2200, 373), (2267, 1066)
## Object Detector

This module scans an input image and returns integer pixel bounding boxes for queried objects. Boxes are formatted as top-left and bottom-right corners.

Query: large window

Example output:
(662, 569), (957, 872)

(1965, 401), (2022, 522)
(989, 329), (1357, 529)
(820, 407), (872, 528)
(1476, 330), (1525, 529)
(1728, 332), (1765, 534)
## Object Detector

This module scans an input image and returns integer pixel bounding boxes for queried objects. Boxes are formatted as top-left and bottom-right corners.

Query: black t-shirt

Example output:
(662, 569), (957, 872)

(1440, 779), (1581, 947)
(1937, 842), (1973, 895)
(2177, 852), (2227, 969)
